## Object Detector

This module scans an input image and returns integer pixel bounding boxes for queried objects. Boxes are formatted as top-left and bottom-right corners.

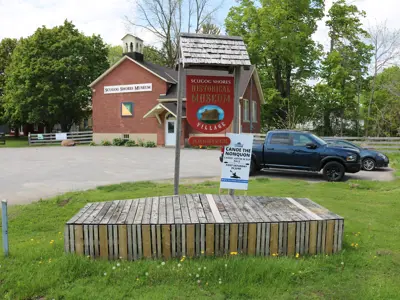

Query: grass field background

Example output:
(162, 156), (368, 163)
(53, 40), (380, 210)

(0, 154), (399, 299)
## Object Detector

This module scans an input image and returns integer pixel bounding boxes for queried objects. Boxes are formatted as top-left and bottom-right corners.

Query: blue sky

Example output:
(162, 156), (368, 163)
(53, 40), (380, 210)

(0, 0), (399, 49)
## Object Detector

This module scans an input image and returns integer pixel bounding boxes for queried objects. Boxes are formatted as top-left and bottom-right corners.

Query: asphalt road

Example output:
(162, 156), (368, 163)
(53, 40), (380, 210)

(0, 147), (395, 205)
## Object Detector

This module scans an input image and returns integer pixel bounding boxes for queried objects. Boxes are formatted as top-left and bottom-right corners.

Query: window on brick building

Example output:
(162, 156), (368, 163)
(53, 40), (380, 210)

(252, 100), (257, 123)
(243, 99), (249, 122)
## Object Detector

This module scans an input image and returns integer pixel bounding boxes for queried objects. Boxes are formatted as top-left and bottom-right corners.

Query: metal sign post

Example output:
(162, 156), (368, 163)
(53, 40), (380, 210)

(2, 199), (9, 257)
(174, 61), (184, 195)
(229, 66), (242, 196)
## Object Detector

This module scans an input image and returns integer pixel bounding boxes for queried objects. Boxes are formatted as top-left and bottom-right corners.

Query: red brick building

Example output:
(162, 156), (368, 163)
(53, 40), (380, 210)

(90, 34), (264, 146)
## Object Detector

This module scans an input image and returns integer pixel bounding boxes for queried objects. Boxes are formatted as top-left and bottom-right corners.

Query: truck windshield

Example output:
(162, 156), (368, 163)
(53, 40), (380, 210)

(311, 134), (327, 146)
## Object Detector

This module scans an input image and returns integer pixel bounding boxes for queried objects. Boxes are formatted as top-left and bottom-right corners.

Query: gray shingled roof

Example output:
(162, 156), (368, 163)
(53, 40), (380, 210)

(180, 33), (251, 67)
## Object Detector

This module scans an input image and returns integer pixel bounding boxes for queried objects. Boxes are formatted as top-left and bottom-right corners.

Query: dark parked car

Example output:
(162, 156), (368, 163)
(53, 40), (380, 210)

(220, 130), (361, 181)
(324, 139), (389, 171)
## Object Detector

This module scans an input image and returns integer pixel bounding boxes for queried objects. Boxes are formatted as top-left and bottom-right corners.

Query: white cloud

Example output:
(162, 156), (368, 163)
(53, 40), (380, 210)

(0, 0), (158, 46)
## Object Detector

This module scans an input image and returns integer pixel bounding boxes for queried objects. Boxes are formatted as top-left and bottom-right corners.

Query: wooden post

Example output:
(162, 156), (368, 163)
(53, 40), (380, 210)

(174, 61), (183, 195)
(229, 66), (242, 196)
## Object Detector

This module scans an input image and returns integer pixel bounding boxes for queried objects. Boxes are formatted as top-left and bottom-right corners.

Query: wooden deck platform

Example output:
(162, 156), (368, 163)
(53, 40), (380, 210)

(64, 194), (344, 260)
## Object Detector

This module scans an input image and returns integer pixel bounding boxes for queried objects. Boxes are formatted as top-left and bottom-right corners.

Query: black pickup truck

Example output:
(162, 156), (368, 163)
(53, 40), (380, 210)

(221, 130), (361, 182)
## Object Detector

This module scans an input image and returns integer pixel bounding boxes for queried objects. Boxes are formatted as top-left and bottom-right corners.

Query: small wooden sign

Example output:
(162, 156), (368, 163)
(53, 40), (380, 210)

(189, 136), (231, 147)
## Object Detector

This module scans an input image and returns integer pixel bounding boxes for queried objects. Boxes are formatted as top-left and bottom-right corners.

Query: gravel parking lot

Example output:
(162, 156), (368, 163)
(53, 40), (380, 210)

(0, 147), (394, 205)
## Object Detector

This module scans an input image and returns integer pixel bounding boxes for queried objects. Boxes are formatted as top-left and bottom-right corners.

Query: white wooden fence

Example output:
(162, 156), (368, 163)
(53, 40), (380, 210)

(252, 133), (400, 152)
(28, 131), (93, 145)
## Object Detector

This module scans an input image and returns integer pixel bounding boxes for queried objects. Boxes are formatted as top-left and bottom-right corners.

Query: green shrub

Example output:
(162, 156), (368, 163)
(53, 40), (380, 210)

(145, 141), (156, 148)
(89, 141), (97, 146)
(101, 140), (111, 146)
(112, 138), (126, 146)
(137, 139), (145, 147)
(125, 140), (136, 147)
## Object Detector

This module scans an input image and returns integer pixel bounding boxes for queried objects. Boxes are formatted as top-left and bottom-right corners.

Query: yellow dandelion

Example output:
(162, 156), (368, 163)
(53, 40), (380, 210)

(295, 253), (300, 258)
(39, 261), (42, 264)
(136, 278), (139, 281)
(58, 232), (62, 234)
(206, 282), (208, 286)
(374, 256), (377, 259)
(31, 239), (34, 241)
(351, 243), (355, 247)
(201, 250), (205, 254)
(272, 253), (276, 257)
(230, 251), (238, 256)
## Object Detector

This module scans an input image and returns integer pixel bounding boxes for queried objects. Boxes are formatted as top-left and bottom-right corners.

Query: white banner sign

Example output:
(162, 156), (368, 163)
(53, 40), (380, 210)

(220, 133), (254, 190)
(55, 133), (67, 140)
(104, 83), (152, 94)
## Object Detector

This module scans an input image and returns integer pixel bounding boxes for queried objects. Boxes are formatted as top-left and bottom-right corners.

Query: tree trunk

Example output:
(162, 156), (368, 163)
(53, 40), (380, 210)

(323, 110), (331, 136)
(286, 65), (291, 128)
(14, 125), (20, 138)
(340, 109), (344, 136)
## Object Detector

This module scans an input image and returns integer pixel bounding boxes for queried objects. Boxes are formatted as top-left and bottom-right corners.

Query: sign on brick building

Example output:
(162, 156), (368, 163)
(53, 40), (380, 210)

(186, 75), (234, 134)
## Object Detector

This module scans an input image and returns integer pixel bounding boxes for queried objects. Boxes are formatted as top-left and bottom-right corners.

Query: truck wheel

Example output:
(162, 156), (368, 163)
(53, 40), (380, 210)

(249, 160), (256, 176)
(323, 161), (345, 182)
(362, 158), (376, 171)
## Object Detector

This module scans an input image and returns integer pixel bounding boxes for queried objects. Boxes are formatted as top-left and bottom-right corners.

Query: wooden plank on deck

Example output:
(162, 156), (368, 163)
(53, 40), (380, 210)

(162, 225), (171, 259)
(180, 195), (191, 224)
(158, 197), (167, 224)
(287, 223), (296, 256)
(150, 197), (159, 224)
(205, 194), (224, 223)
(248, 223), (257, 255)
(117, 200), (133, 224)
(309, 221), (317, 255)
(142, 225), (151, 258)
(187, 224), (195, 257)
(74, 225), (84, 255)
(125, 199), (140, 224)
(199, 194), (216, 223)
(206, 224), (214, 256)
(325, 220), (334, 254)
(142, 198), (153, 224)
(99, 225), (108, 259)
(270, 223), (279, 256)
(193, 194), (207, 223)
(66, 203), (92, 224)
(229, 224), (238, 254)
(133, 198), (147, 224)
(119, 225), (128, 259)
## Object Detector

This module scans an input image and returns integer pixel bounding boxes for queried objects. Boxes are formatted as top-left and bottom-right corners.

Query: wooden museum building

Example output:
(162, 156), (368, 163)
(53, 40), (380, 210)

(90, 34), (265, 146)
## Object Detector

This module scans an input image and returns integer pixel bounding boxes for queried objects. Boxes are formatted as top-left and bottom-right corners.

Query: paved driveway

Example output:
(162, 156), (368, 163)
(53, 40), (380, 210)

(0, 147), (395, 205)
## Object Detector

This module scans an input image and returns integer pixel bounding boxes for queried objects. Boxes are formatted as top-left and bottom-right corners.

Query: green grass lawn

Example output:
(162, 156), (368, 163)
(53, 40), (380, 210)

(0, 136), (29, 147)
(0, 155), (399, 299)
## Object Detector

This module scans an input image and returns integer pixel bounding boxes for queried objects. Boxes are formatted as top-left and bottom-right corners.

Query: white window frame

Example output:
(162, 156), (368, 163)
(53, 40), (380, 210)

(243, 99), (250, 122)
(252, 100), (257, 123)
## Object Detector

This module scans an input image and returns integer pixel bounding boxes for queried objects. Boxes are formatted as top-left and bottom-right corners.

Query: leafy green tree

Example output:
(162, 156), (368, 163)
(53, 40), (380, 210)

(200, 22), (221, 35)
(3, 20), (108, 132)
(0, 38), (18, 122)
(362, 66), (400, 136)
(143, 45), (167, 66)
(107, 45), (123, 66)
(315, 0), (372, 136)
(225, 0), (324, 128)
